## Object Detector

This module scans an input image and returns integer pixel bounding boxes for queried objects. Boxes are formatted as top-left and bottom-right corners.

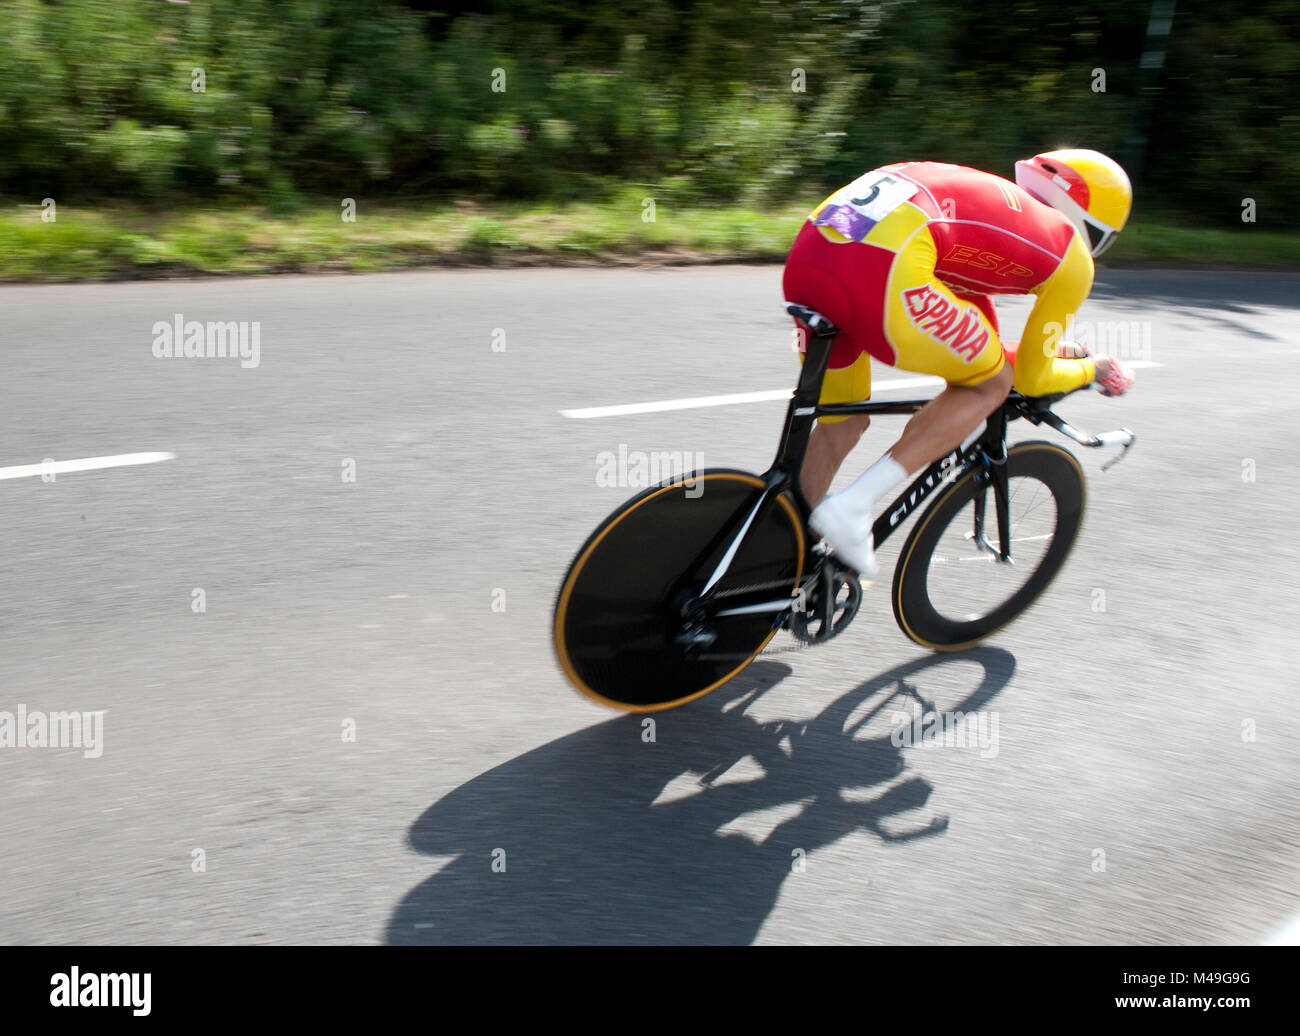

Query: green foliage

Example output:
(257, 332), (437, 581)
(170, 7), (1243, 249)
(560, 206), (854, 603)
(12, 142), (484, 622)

(1145, 0), (1300, 227)
(0, 0), (1295, 227)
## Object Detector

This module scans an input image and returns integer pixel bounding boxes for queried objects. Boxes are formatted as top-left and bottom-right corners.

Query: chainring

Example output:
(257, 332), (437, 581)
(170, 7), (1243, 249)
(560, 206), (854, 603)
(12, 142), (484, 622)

(689, 560), (865, 661)
(785, 564), (863, 644)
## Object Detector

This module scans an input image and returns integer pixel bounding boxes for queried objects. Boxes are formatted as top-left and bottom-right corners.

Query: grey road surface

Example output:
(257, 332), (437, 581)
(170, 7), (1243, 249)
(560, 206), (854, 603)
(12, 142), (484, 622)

(1, 265), (1298, 944)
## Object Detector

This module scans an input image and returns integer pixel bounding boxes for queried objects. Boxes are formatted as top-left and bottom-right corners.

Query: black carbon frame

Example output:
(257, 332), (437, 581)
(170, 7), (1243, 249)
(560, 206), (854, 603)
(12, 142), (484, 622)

(684, 316), (1027, 614)
(762, 316), (1015, 556)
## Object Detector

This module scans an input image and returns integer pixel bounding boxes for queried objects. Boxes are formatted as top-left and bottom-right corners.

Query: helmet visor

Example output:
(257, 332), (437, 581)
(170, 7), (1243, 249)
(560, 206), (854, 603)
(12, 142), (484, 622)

(1084, 214), (1118, 257)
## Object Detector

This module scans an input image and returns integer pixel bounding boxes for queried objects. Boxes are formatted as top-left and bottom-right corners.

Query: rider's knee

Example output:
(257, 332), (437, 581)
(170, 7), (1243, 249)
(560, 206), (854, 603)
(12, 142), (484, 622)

(983, 361), (1014, 395)
(842, 413), (871, 442)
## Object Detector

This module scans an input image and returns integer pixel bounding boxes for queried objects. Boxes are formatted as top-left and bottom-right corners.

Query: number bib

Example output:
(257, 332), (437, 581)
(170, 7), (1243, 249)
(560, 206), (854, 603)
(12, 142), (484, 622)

(812, 171), (919, 242)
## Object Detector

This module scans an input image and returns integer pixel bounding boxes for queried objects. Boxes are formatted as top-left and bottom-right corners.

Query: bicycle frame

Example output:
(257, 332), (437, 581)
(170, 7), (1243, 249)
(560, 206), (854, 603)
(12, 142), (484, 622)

(688, 304), (1134, 622)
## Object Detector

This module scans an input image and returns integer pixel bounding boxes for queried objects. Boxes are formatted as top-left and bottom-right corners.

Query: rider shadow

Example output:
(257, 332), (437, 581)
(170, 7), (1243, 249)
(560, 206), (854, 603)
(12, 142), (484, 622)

(385, 647), (1015, 945)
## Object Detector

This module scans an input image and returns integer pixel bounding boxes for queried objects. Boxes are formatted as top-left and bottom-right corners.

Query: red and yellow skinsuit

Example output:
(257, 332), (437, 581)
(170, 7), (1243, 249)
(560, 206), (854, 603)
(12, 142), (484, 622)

(783, 161), (1097, 416)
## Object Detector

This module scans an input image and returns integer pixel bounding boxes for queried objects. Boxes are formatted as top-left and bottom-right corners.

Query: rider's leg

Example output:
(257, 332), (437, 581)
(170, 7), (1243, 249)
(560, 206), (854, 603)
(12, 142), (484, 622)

(805, 348), (1011, 512)
(888, 361), (1014, 474)
(800, 413), (870, 507)
(809, 239), (1010, 577)
(808, 367), (1011, 578)
(789, 316), (876, 508)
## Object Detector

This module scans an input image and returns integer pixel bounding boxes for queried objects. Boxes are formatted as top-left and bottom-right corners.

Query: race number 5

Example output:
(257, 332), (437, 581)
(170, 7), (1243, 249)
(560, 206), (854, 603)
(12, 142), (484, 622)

(846, 173), (916, 219)
(813, 170), (919, 242)
(851, 176), (895, 206)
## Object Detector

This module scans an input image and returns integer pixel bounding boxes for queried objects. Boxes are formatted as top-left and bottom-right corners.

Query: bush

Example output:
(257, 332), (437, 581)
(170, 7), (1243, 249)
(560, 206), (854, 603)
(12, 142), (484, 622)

(0, 0), (1294, 227)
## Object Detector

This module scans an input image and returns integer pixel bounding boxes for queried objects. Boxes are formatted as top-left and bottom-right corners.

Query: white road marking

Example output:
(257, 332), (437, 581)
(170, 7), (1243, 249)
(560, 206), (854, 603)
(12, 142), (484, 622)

(561, 389), (791, 419)
(0, 451), (176, 481)
(560, 362), (1163, 419)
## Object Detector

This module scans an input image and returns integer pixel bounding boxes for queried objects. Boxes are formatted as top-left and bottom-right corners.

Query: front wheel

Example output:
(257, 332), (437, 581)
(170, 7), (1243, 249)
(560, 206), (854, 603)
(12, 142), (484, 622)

(892, 441), (1085, 650)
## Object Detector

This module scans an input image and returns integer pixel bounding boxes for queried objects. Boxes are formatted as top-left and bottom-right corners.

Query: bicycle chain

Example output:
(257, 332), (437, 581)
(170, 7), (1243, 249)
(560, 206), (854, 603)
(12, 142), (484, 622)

(707, 577), (809, 600)
(684, 578), (802, 659)
(693, 566), (864, 661)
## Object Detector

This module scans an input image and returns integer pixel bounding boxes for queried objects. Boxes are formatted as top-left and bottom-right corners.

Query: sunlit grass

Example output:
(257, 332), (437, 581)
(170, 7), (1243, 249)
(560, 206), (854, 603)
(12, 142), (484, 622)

(1106, 219), (1300, 265)
(0, 194), (1296, 281)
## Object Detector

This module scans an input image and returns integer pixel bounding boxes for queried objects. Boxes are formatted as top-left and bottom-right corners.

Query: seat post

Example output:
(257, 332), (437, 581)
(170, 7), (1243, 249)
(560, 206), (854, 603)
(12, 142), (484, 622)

(794, 324), (836, 405)
(771, 306), (840, 512)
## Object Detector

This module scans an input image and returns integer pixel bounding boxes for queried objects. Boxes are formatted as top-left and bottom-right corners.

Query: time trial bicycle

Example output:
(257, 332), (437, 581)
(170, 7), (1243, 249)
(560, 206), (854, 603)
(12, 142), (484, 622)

(554, 303), (1134, 712)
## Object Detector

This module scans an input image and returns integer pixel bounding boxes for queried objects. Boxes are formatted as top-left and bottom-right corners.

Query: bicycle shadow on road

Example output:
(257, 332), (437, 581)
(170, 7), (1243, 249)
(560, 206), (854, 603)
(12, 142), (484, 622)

(385, 646), (1015, 945)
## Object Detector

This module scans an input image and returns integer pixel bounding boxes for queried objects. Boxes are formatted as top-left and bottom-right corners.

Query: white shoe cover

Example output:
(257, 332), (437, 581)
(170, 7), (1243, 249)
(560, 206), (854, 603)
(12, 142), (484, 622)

(809, 492), (879, 578)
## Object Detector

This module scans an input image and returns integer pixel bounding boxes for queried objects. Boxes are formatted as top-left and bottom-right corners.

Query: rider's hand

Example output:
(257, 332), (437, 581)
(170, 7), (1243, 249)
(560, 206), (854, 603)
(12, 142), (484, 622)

(1094, 356), (1135, 396)
(1056, 339), (1091, 359)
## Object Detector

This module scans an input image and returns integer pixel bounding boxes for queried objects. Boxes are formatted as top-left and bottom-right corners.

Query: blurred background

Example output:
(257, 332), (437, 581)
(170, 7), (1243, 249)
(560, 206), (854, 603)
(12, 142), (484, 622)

(1, 0), (1297, 277)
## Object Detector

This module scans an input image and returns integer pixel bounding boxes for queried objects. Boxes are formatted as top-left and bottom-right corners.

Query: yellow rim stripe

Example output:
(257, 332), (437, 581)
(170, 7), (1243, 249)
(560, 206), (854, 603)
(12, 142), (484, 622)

(894, 444), (1085, 651)
(554, 474), (806, 712)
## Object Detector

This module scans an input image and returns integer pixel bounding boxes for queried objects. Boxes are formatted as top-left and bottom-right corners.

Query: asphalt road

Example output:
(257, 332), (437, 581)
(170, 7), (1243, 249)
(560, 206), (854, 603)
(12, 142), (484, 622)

(1, 265), (1298, 945)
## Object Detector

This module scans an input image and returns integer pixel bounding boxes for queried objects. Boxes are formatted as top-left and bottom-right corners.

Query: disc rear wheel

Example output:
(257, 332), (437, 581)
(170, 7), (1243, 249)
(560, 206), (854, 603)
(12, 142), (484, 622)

(554, 470), (805, 710)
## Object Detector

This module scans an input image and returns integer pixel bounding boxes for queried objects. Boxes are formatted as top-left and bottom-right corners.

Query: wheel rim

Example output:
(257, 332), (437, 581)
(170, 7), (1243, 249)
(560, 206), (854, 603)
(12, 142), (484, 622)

(893, 443), (1085, 650)
(555, 473), (804, 710)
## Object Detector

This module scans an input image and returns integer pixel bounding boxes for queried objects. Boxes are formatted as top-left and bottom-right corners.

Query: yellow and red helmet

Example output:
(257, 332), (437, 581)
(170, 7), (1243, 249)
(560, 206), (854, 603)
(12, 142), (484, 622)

(1014, 148), (1132, 257)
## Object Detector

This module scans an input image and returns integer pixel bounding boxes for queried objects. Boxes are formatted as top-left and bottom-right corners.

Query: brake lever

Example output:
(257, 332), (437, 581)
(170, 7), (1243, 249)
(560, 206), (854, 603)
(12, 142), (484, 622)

(1029, 403), (1136, 470)
(1098, 429), (1136, 471)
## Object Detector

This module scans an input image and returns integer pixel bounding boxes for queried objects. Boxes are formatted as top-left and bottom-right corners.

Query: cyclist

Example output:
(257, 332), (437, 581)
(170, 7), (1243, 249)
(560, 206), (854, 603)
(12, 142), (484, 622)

(784, 149), (1135, 578)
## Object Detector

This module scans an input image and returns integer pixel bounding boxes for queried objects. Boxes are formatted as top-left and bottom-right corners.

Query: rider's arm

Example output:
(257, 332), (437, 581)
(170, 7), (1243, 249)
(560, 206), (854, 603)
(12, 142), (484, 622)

(1012, 232), (1098, 397)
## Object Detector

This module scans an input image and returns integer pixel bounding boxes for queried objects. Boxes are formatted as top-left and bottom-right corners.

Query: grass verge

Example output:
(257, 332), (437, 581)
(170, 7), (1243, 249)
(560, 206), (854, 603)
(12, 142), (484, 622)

(1, 192), (1297, 281)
